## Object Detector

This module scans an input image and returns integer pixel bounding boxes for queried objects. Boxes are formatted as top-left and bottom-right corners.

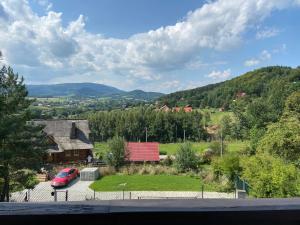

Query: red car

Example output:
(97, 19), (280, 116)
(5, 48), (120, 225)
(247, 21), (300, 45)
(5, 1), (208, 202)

(51, 168), (79, 188)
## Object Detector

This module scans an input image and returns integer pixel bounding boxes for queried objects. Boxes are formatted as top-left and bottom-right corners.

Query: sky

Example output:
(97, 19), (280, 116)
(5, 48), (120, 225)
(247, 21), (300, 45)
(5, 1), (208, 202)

(0, 0), (300, 93)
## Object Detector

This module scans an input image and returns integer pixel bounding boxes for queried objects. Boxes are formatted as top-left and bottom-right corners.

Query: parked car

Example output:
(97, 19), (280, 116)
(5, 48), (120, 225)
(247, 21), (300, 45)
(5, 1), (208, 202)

(51, 168), (79, 188)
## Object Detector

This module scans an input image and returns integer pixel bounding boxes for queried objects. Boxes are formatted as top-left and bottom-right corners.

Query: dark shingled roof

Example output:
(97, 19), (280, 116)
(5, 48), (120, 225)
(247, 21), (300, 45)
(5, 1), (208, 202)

(33, 120), (93, 151)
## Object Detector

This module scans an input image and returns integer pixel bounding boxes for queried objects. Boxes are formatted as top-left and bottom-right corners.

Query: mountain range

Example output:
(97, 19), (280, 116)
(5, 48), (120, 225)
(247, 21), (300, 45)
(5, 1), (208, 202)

(27, 83), (164, 101)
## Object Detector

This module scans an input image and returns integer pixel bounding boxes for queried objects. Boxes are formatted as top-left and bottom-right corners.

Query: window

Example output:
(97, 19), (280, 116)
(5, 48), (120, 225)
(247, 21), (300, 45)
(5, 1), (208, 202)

(65, 151), (71, 157)
(74, 150), (79, 157)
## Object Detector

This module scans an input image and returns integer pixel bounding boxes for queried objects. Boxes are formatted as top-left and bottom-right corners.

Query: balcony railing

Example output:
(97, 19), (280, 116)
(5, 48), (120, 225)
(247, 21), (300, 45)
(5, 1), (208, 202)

(1, 198), (300, 225)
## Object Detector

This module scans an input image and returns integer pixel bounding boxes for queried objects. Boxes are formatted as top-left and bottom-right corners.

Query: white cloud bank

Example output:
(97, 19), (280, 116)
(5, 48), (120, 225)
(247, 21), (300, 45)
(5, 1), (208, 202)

(256, 27), (281, 39)
(244, 46), (286, 67)
(208, 69), (231, 80)
(0, 0), (299, 91)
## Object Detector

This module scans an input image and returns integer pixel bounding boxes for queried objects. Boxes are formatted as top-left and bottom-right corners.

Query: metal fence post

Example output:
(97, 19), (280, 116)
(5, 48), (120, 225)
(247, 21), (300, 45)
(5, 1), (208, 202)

(54, 190), (57, 202)
(129, 192), (131, 200)
(202, 185), (204, 199)
(94, 190), (96, 200)
(28, 189), (31, 202)
(65, 190), (68, 201)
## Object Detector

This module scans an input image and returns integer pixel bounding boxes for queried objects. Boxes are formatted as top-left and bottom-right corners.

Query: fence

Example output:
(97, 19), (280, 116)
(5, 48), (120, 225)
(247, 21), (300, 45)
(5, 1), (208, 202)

(235, 176), (251, 194)
(10, 189), (236, 202)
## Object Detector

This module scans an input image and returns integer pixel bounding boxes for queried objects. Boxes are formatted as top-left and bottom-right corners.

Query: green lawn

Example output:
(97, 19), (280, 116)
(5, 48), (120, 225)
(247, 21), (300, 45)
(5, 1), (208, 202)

(159, 142), (209, 155)
(95, 141), (249, 156)
(90, 174), (216, 191)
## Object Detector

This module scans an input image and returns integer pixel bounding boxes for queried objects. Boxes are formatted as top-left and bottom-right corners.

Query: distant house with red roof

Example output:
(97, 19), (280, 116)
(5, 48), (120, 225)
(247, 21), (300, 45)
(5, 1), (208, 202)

(172, 106), (181, 112)
(158, 105), (171, 112)
(126, 142), (160, 162)
(183, 105), (193, 112)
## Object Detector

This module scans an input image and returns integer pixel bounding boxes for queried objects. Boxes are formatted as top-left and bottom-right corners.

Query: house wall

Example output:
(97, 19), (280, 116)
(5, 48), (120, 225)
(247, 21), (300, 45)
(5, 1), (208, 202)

(48, 149), (91, 163)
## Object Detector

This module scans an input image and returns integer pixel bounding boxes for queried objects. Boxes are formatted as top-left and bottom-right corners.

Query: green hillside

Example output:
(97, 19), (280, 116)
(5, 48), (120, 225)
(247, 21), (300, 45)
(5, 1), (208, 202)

(159, 66), (300, 110)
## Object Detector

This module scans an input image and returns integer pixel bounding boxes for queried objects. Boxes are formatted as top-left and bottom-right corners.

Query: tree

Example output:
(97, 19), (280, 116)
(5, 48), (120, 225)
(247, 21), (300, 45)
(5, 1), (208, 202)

(174, 142), (199, 172)
(212, 153), (242, 188)
(0, 66), (47, 202)
(241, 153), (299, 198)
(257, 91), (300, 163)
(219, 115), (232, 139)
(105, 136), (127, 170)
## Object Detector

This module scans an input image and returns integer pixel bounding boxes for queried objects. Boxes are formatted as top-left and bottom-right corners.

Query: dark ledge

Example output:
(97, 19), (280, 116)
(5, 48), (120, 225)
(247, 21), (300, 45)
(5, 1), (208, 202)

(1, 199), (300, 225)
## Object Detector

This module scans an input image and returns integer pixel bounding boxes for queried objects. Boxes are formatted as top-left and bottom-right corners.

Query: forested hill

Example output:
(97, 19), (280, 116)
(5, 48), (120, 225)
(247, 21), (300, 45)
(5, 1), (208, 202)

(159, 66), (300, 109)
(27, 82), (164, 100)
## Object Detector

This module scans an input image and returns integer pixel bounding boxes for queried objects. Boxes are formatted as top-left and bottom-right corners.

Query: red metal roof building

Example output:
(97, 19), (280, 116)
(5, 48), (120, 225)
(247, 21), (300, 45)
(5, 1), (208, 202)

(126, 142), (160, 162)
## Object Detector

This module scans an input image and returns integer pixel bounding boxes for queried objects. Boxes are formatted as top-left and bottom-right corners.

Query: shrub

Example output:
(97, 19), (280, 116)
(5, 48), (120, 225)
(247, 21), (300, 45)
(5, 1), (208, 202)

(105, 136), (127, 170)
(174, 142), (199, 172)
(161, 155), (173, 166)
(159, 150), (167, 155)
(201, 149), (214, 164)
(212, 153), (242, 188)
(99, 166), (116, 176)
(241, 153), (299, 198)
(208, 141), (227, 156)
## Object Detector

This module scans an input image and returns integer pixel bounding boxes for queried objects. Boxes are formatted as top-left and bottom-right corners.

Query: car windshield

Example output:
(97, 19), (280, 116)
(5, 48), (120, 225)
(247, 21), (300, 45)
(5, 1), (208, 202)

(56, 172), (68, 178)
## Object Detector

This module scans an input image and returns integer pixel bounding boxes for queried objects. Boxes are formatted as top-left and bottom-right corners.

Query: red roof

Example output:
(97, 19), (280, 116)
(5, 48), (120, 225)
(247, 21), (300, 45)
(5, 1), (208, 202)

(183, 106), (192, 112)
(126, 142), (160, 162)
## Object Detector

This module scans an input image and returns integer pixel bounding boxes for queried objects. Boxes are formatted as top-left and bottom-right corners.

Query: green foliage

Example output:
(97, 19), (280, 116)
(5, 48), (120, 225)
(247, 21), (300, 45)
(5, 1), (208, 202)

(159, 150), (167, 155)
(212, 153), (242, 188)
(282, 91), (300, 120)
(0, 66), (47, 201)
(258, 118), (300, 162)
(160, 66), (300, 141)
(88, 107), (205, 143)
(174, 142), (199, 172)
(105, 136), (127, 170)
(241, 153), (299, 198)
(11, 169), (39, 192)
(159, 66), (299, 108)
(208, 141), (227, 156)
(162, 155), (173, 166)
(257, 91), (300, 163)
(249, 126), (266, 153)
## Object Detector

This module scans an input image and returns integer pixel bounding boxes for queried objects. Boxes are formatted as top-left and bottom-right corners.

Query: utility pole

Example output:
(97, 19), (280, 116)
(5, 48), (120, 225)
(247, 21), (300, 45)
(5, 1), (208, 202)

(145, 127), (148, 142)
(183, 130), (186, 142)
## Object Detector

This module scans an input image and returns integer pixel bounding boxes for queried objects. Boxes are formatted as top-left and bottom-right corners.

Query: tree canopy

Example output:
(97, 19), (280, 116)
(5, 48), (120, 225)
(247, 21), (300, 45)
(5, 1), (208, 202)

(0, 66), (47, 202)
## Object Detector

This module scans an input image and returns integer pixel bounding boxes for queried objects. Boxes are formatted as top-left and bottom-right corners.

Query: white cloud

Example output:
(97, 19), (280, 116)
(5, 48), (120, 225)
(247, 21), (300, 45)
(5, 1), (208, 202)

(207, 69), (231, 80)
(256, 27), (281, 39)
(244, 59), (260, 67)
(244, 50), (272, 67)
(36, 0), (52, 11)
(0, 0), (299, 90)
(260, 50), (272, 60)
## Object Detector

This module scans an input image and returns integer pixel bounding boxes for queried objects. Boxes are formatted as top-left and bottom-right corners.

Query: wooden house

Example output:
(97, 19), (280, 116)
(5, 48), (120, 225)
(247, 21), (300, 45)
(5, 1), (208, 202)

(34, 120), (93, 163)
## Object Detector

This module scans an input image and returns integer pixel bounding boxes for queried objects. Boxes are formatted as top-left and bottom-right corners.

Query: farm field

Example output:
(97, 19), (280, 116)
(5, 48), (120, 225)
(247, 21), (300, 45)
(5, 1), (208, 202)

(94, 141), (249, 156)
(89, 175), (217, 191)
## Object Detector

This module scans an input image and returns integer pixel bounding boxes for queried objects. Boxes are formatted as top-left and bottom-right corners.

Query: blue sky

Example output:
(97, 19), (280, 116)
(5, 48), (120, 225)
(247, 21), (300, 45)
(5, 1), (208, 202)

(0, 0), (300, 93)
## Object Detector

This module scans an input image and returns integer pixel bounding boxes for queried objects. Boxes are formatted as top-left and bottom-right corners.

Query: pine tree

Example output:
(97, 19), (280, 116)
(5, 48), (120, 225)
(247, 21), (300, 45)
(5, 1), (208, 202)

(0, 66), (47, 202)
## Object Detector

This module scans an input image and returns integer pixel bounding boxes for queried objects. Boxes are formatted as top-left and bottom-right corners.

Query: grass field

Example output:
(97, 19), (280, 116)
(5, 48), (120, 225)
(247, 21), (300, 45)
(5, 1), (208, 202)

(95, 141), (249, 156)
(90, 174), (217, 191)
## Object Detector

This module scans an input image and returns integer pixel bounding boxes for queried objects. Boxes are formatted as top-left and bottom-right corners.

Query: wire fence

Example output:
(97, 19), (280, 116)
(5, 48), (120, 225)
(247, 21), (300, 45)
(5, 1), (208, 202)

(10, 189), (236, 202)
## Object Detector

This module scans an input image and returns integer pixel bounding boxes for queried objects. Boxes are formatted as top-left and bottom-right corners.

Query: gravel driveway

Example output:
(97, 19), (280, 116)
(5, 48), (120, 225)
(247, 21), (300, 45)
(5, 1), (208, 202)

(11, 178), (94, 202)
